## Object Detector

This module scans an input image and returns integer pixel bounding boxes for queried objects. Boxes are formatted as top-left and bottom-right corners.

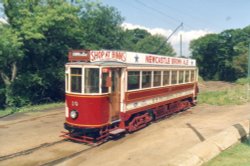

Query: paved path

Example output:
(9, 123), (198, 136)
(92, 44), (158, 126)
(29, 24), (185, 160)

(0, 103), (250, 166)
(59, 103), (250, 166)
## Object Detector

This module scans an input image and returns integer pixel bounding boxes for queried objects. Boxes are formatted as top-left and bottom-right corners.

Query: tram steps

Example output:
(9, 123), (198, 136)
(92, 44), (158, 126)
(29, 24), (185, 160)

(109, 128), (126, 136)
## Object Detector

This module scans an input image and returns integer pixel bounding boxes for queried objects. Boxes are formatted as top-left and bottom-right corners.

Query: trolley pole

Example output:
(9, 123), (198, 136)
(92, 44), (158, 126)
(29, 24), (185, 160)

(180, 34), (182, 57)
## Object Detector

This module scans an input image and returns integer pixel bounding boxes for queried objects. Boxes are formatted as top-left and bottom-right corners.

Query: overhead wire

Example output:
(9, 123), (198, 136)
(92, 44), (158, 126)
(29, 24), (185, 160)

(134, 0), (182, 27)
(154, 0), (217, 30)
(121, 0), (162, 25)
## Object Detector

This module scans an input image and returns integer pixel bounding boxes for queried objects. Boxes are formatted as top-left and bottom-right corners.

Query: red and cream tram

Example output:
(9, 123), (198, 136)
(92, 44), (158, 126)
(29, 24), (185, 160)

(62, 50), (198, 144)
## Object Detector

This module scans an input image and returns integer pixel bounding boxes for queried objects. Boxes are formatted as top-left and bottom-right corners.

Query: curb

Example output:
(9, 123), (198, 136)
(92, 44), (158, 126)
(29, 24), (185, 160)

(167, 119), (250, 166)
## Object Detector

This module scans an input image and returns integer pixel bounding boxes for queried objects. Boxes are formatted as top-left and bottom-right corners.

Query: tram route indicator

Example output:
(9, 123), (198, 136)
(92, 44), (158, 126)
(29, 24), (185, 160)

(126, 52), (195, 66)
(90, 50), (126, 62)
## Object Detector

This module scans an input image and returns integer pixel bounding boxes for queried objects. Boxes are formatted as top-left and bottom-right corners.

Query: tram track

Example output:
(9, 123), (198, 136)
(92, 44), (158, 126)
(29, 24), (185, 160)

(0, 138), (95, 165)
(0, 140), (65, 162)
(41, 145), (95, 166)
(0, 106), (63, 120)
(0, 112), (62, 127)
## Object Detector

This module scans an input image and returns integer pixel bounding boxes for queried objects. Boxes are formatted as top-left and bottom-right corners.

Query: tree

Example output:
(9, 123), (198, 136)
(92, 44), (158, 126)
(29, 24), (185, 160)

(1, 0), (82, 106)
(190, 27), (250, 81)
(0, 0), (128, 107)
(0, 25), (24, 106)
(121, 28), (151, 51)
(0, 0), (177, 108)
(135, 35), (176, 56)
(80, 2), (124, 49)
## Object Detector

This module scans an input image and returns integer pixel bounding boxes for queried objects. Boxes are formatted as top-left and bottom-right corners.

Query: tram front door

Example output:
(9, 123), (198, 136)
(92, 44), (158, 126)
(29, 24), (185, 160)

(110, 68), (121, 122)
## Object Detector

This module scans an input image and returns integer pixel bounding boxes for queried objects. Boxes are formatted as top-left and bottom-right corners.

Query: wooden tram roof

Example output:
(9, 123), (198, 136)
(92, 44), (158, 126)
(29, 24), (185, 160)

(67, 49), (196, 68)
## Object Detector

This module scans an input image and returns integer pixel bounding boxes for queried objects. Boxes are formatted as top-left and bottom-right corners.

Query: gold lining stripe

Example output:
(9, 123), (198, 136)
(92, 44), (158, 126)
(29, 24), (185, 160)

(66, 121), (109, 127)
(66, 93), (109, 98)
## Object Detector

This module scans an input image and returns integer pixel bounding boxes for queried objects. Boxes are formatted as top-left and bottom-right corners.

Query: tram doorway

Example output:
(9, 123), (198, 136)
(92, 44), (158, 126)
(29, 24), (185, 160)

(110, 68), (122, 122)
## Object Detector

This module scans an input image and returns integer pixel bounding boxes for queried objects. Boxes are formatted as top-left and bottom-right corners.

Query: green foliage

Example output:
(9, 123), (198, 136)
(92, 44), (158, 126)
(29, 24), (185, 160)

(121, 28), (151, 51)
(236, 78), (250, 85)
(0, 0), (177, 109)
(204, 139), (250, 166)
(0, 87), (5, 109)
(80, 2), (124, 49)
(1, 0), (83, 107)
(135, 35), (176, 56)
(0, 25), (23, 76)
(190, 27), (250, 81)
(198, 85), (249, 105)
(121, 29), (176, 56)
(198, 76), (204, 83)
(0, 102), (64, 117)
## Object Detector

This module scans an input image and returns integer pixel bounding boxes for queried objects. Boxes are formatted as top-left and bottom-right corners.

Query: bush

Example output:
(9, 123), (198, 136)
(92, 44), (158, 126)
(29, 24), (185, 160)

(236, 78), (250, 85)
(0, 88), (6, 109)
(198, 85), (249, 105)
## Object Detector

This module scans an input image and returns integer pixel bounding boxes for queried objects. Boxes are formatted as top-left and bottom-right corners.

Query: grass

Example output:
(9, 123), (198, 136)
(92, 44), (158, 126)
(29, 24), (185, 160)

(204, 139), (250, 166)
(198, 84), (250, 105)
(0, 102), (64, 117)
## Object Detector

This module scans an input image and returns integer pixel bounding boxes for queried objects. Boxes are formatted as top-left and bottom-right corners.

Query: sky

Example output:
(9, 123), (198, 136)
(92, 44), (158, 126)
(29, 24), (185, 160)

(1, 1), (250, 56)
(101, 0), (250, 56)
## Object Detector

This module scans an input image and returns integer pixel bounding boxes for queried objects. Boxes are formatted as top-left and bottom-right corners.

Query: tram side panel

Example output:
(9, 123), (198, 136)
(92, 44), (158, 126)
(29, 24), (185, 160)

(122, 83), (197, 121)
(65, 94), (110, 127)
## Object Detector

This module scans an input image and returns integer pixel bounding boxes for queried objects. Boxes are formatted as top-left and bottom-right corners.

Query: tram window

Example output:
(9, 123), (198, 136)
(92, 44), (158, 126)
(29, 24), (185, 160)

(102, 72), (109, 93)
(171, 70), (177, 84)
(70, 68), (82, 93)
(179, 71), (184, 84)
(185, 70), (190, 83)
(127, 71), (140, 90)
(142, 71), (152, 88)
(85, 68), (99, 93)
(153, 71), (161, 87)
(66, 74), (69, 92)
(163, 71), (170, 85)
(191, 70), (195, 82)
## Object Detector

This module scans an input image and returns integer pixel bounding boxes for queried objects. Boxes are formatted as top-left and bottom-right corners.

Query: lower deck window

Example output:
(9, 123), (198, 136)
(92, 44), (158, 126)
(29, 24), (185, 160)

(142, 71), (152, 88)
(66, 74), (69, 92)
(85, 68), (99, 93)
(163, 71), (170, 85)
(191, 70), (195, 82)
(127, 71), (140, 90)
(179, 71), (184, 83)
(171, 70), (177, 84)
(102, 72), (109, 93)
(70, 68), (82, 93)
(153, 71), (161, 87)
(185, 71), (190, 83)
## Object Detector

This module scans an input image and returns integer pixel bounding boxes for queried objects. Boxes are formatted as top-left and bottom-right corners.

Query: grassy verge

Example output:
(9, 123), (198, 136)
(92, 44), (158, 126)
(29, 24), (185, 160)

(198, 84), (250, 105)
(204, 139), (250, 166)
(0, 102), (64, 117)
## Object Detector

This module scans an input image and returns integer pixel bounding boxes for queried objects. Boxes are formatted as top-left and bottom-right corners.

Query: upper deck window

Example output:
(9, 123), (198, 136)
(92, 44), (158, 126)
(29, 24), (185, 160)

(70, 68), (82, 93)
(85, 68), (99, 93)
(127, 71), (140, 90)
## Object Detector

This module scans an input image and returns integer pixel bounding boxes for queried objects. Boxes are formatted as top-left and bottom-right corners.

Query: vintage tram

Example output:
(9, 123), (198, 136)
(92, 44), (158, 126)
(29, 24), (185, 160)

(62, 50), (198, 144)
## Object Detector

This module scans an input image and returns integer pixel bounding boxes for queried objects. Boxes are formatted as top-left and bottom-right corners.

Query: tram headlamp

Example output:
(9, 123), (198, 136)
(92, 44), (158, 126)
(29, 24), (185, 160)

(70, 110), (78, 119)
